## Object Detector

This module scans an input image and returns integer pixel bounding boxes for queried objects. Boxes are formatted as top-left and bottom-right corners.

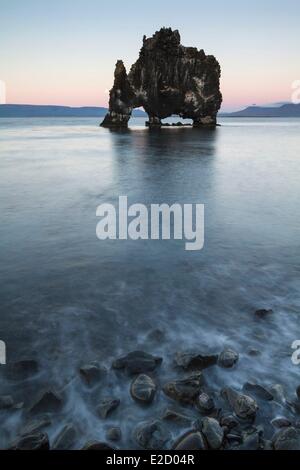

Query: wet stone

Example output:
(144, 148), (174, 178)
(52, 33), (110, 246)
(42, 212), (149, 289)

(52, 424), (77, 450)
(83, 441), (116, 450)
(273, 426), (300, 450)
(9, 432), (50, 450)
(201, 417), (224, 449)
(97, 397), (120, 419)
(173, 431), (207, 450)
(161, 408), (194, 425)
(262, 439), (273, 450)
(238, 430), (261, 450)
(271, 417), (292, 429)
(220, 413), (239, 430)
(163, 373), (204, 404)
(218, 348), (239, 368)
(130, 374), (156, 404)
(175, 350), (218, 371)
(29, 390), (63, 414)
(134, 420), (170, 450)
(106, 427), (122, 442)
(112, 351), (162, 375)
(196, 392), (215, 414)
(243, 382), (274, 401)
(79, 362), (107, 386)
(289, 399), (300, 414)
(269, 384), (286, 403)
(221, 387), (258, 421)
(226, 433), (243, 445)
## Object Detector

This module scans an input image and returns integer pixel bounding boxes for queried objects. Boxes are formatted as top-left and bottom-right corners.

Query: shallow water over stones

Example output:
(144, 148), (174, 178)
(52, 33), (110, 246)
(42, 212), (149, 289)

(1, 117), (300, 449)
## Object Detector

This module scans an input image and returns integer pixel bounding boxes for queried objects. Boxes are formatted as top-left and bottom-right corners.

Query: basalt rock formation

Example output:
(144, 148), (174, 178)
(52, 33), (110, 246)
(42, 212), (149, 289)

(101, 28), (222, 129)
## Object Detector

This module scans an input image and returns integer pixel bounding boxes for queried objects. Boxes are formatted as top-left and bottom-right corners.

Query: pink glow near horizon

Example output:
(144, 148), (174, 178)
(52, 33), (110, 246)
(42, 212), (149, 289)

(0, 64), (297, 110)
(4, 87), (293, 112)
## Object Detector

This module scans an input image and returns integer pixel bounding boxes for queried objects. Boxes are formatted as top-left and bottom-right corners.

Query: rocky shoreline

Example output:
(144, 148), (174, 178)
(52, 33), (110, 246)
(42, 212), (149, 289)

(1, 309), (300, 450)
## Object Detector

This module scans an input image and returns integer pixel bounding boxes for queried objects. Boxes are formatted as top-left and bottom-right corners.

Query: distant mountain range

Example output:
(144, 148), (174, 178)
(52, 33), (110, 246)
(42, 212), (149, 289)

(222, 103), (300, 117)
(1, 103), (300, 118)
(0, 104), (146, 118)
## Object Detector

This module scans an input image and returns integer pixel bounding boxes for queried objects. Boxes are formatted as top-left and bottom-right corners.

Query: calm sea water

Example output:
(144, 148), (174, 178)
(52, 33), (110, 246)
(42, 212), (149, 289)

(0, 117), (300, 448)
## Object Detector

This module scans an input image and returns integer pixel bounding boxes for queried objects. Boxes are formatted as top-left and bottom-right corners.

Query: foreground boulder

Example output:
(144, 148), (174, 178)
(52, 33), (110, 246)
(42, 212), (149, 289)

(112, 351), (162, 375)
(221, 387), (258, 421)
(29, 390), (63, 414)
(101, 28), (222, 128)
(97, 397), (120, 419)
(161, 408), (194, 425)
(225, 433), (243, 447)
(270, 384), (286, 403)
(239, 430), (262, 450)
(83, 441), (115, 450)
(106, 427), (122, 442)
(273, 427), (300, 450)
(9, 432), (49, 450)
(175, 350), (218, 371)
(173, 431), (207, 450)
(79, 362), (107, 386)
(220, 413), (239, 430)
(271, 417), (292, 429)
(243, 382), (274, 401)
(130, 374), (157, 404)
(201, 417), (224, 449)
(134, 420), (170, 450)
(52, 424), (77, 450)
(163, 373), (204, 404)
(218, 348), (239, 368)
(196, 392), (215, 414)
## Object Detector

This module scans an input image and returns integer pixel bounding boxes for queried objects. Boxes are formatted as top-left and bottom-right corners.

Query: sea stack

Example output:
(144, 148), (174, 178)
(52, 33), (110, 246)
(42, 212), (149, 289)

(101, 27), (222, 129)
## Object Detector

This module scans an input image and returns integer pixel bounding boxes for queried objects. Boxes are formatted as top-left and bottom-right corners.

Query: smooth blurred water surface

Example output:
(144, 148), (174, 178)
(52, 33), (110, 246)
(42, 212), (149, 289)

(0, 116), (300, 447)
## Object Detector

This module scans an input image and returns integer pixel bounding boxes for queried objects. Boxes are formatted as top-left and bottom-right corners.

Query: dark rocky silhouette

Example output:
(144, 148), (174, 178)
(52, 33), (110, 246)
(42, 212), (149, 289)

(101, 28), (222, 128)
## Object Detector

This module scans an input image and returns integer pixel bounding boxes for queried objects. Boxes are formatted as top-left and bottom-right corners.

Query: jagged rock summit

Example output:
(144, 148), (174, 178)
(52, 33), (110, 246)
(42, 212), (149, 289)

(101, 28), (222, 129)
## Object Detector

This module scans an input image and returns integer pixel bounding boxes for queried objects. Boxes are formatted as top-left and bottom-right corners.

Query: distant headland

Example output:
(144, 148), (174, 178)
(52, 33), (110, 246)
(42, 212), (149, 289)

(0, 104), (146, 118)
(221, 103), (300, 118)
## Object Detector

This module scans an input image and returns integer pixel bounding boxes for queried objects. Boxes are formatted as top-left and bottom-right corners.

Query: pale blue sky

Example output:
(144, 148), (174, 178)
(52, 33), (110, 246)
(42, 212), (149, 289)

(0, 0), (299, 110)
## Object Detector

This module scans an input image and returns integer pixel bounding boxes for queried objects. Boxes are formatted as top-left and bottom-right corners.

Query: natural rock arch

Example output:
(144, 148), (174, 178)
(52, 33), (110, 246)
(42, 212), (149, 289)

(101, 28), (222, 129)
